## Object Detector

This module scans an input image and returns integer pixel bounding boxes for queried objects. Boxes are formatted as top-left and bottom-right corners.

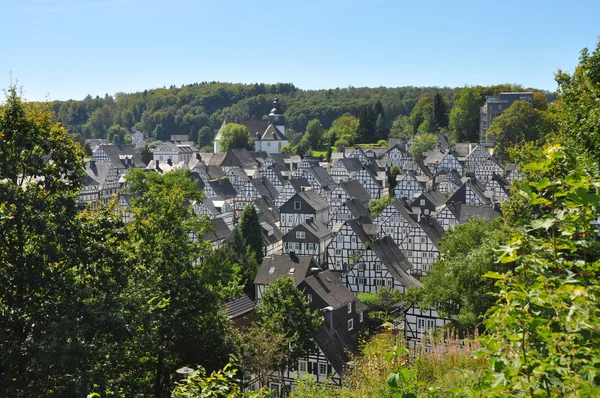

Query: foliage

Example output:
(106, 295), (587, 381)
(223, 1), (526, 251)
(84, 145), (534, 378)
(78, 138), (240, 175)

(233, 320), (291, 389)
(408, 133), (437, 161)
(389, 115), (412, 138)
(122, 169), (236, 397)
(407, 96), (436, 135)
(473, 144), (600, 396)
(388, 165), (400, 192)
(415, 218), (510, 332)
(368, 195), (394, 218)
(219, 123), (253, 152)
(305, 118), (324, 149)
(357, 287), (403, 328)
(238, 205), (264, 265)
(326, 114), (359, 147)
(139, 144), (153, 165)
(449, 86), (483, 143)
(223, 226), (259, 284)
(554, 39), (600, 169)
(171, 358), (273, 398)
(486, 100), (556, 159)
(357, 105), (375, 144)
(433, 92), (450, 130)
(254, 277), (322, 371)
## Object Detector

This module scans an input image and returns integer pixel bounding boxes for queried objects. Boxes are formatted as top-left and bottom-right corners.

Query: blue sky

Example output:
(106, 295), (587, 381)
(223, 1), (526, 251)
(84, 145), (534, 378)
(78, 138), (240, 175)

(1, 0), (598, 101)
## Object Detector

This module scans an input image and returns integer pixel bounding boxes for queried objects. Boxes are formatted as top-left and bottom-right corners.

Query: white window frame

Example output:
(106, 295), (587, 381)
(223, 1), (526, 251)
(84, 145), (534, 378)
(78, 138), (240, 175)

(319, 363), (327, 376)
(348, 302), (352, 313)
(348, 318), (354, 331)
(296, 231), (305, 239)
(298, 360), (307, 372)
(307, 294), (312, 303)
(294, 201), (301, 210)
(359, 312), (364, 323)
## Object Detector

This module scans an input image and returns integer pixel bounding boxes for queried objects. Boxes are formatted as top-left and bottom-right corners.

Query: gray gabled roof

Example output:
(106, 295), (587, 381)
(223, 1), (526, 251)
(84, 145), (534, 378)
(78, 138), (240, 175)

(300, 270), (368, 312)
(389, 199), (419, 227)
(307, 166), (336, 188)
(367, 236), (422, 289)
(281, 189), (330, 213)
(284, 219), (333, 242)
(203, 218), (231, 242)
(417, 216), (445, 247)
(261, 124), (288, 141)
(224, 293), (255, 319)
(95, 144), (146, 168)
(347, 218), (379, 245)
(250, 176), (279, 201)
(314, 312), (359, 375)
(208, 178), (238, 199)
(339, 180), (372, 204)
(343, 198), (372, 221)
(339, 157), (363, 173)
(255, 254), (319, 286)
(288, 177), (312, 192)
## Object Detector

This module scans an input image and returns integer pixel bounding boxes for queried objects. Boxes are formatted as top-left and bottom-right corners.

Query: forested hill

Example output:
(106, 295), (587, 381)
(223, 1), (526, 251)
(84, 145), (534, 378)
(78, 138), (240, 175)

(49, 81), (556, 148)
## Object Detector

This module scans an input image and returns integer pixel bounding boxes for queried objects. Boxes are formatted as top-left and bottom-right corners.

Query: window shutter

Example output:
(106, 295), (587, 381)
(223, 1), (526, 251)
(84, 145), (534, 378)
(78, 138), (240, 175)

(327, 364), (333, 375)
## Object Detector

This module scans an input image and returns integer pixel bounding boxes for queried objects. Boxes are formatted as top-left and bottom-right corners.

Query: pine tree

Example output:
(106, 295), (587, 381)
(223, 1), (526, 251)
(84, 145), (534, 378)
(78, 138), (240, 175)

(375, 113), (387, 142)
(433, 93), (450, 130)
(239, 205), (264, 264)
(357, 105), (374, 144)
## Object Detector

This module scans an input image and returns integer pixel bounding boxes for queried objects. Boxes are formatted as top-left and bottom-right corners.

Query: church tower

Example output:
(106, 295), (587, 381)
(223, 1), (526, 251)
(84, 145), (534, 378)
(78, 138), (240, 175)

(268, 97), (285, 136)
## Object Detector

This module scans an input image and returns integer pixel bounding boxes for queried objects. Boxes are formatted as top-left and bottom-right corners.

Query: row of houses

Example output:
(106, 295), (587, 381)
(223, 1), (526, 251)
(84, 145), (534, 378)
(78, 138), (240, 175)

(80, 130), (514, 394)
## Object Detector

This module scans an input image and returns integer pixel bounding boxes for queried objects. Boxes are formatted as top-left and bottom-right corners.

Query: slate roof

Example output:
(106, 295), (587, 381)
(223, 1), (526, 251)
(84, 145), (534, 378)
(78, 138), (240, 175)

(447, 178), (492, 205)
(224, 293), (255, 319)
(284, 219), (333, 242)
(308, 166), (336, 188)
(367, 236), (422, 289)
(195, 164), (226, 180)
(389, 199), (419, 227)
(203, 218), (231, 243)
(255, 254), (319, 285)
(339, 158), (363, 173)
(288, 177), (312, 192)
(301, 270), (369, 312)
(96, 144), (146, 168)
(254, 197), (280, 225)
(417, 216), (445, 247)
(449, 203), (502, 223)
(260, 124), (288, 140)
(339, 180), (372, 204)
(84, 161), (112, 186)
(423, 151), (446, 166)
(250, 177), (279, 201)
(208, 179), (237, 199)
(281, 190), (330, 213)
(260, 220), (284, 247)
(314, 313), (359, 375)
(347, 218), (379, 244)
(343, 198), (372, 221)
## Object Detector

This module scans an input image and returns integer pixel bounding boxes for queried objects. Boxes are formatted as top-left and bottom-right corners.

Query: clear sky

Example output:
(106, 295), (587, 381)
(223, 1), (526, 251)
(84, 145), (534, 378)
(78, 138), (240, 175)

(1, 0), (598, 101)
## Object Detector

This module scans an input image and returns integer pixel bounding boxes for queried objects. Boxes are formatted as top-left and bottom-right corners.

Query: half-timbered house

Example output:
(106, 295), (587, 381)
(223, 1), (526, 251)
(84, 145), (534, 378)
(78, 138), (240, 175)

(400, 216), (445, 277)
(233, 176), (278, 211)
(474, 157), (504, 183)
(464, 144), (492, 174)
(434, 202), (502, 231)
(394, 171), (426, 202)
(404, 306), (453, 347)
(326, 218), (379, 271)
(383, 144), (409, 169)
(410, 190), (447, 217)
(341, 235), (421, 294)
(486, 173), (511, 203)
(373, 198), (419, 245)
(299, 166), (337, 196)
(447, 178), (492, 206)
(351, 162), (383, 200)
(275, 178), (312, 209)
(422, 150), (463, 176)
(327, 199), (371, 227)
(329, 158), (363, 183)
(279, 190), (330, 234)
(282, 219), (334, 266)
(327, 180), (371, 210)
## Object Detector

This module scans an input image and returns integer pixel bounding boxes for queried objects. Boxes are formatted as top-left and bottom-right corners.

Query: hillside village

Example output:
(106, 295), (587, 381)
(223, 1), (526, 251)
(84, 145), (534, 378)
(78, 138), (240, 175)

(78, 94), (523, 394)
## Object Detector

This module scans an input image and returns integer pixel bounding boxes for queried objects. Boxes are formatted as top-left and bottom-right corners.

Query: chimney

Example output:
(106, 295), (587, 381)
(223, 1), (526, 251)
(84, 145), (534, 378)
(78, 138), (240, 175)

(167, 159), (173, 166)
(289, 251), (296, 261)
(322, 306), (334, 331)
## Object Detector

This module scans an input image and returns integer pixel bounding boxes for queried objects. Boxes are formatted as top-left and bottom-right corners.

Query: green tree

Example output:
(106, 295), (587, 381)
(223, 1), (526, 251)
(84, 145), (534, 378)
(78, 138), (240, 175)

(219, 123), (253, 152)
(389, 115), (411, 138)
(254, 277), (322, 373)
(433, 92), (450, 129)
(388, 165), (400, 192)
(239, 204), (264, 265)
(486, 100), (556, 159)
(449, 86), (483, 143)
(139, 144), (153, 165)
(122, 169), (236, 397)
(224, 225), (259, 284)
(414, 218), (508, 332)
(409, 133), (437, 161)
(357, 105), (375, 143)
(408, 96), (436, 135)
(305, 118), (324, 150)
(197, 125), (213, 147)
(0, 87), (129, 396)
(554, 40), (600, 168)
(326, 113), (358, 146)
(473, 144), (600, 396)
(368, 195), (394, 218)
